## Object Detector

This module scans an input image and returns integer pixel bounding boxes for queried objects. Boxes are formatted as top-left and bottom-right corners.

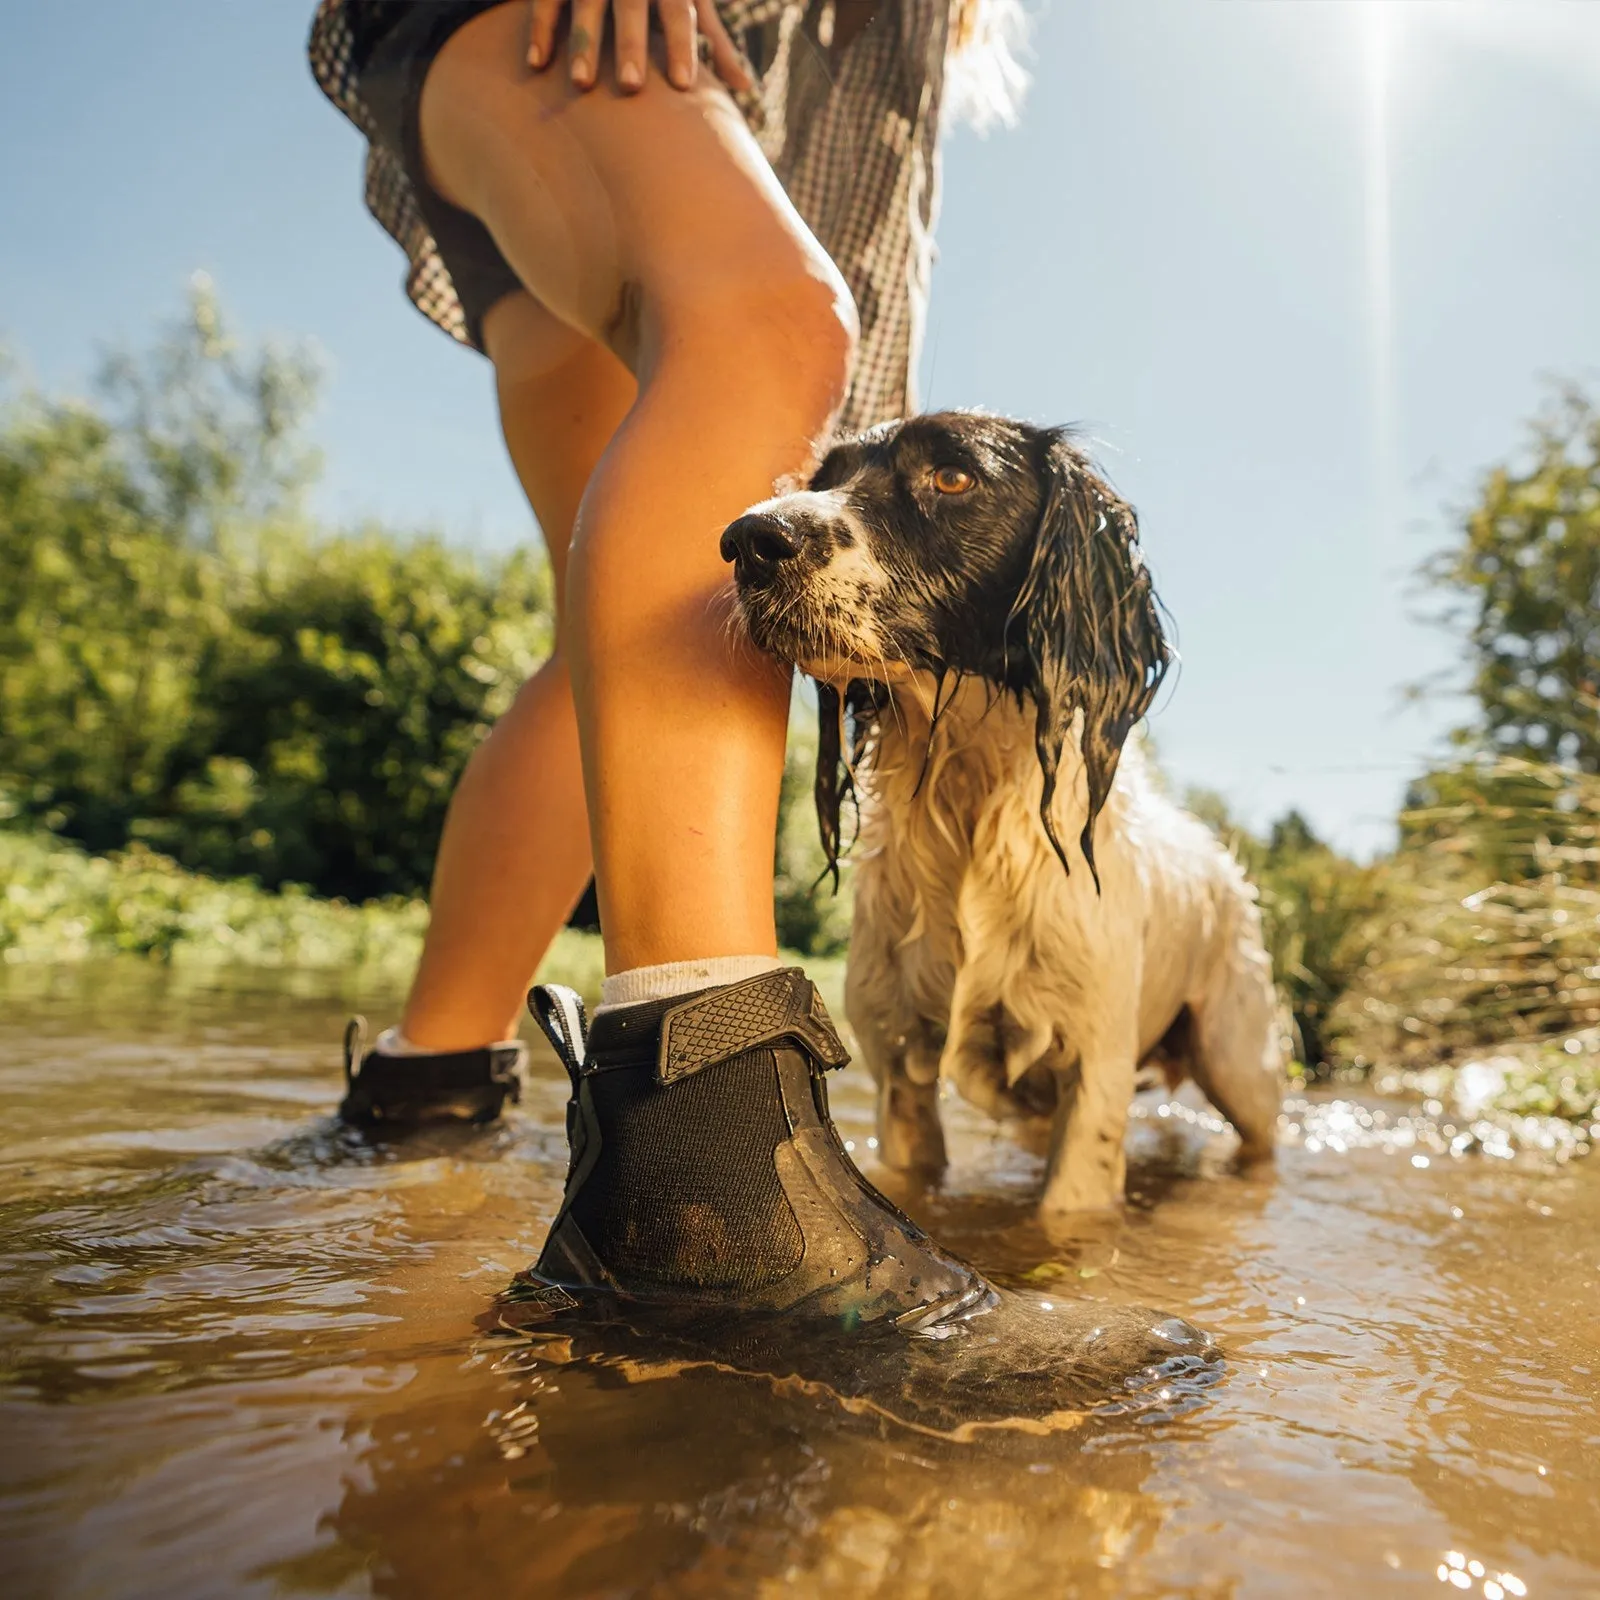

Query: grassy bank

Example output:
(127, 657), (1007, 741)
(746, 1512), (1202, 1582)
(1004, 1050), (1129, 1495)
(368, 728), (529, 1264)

(0, 827), (607, 992)
(0, 827), (847, 1012)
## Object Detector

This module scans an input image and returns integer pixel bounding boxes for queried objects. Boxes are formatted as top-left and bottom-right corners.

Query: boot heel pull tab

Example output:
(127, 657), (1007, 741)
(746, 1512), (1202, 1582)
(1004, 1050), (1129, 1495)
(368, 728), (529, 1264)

(343, 1016), (368, 1088)
(529, 985), (588, 1081)
(657, 968), (850, 1084)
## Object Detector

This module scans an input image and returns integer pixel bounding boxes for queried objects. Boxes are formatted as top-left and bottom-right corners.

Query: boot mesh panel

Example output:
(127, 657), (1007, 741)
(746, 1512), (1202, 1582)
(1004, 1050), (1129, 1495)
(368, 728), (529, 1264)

(574, 1051), (804, 1291)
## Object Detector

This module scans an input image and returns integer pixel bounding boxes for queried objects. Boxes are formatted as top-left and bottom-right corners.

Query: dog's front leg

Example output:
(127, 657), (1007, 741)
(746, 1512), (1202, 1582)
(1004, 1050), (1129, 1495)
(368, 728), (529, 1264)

(875, 1039), (948, 1177)
(847, 950), (948, 1178)
(1038, 1029), (1137, 1230)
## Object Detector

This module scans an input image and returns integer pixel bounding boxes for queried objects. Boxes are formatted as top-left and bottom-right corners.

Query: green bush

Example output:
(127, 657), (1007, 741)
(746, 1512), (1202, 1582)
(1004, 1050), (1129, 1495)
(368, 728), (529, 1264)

(1191, 767), (1600, 1077)
(1330, 759), (1600, 1070)
(1185, 797), (1381, 1072)
(1395, 756), (1600, 887)
(0, 284), (554, 901)
(138, 530), (551, 900)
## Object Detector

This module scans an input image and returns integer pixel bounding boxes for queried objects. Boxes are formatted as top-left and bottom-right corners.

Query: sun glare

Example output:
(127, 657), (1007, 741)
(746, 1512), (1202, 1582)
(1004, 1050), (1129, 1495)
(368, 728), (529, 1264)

(1362, 2), (1400, 545)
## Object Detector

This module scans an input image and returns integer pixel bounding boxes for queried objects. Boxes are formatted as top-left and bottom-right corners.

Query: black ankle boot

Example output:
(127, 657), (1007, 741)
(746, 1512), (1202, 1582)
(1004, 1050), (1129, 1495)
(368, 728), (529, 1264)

(522, 970), (993, 1331)
(498, 970), (1222, 1434)
(338, 1017), (525, 1129)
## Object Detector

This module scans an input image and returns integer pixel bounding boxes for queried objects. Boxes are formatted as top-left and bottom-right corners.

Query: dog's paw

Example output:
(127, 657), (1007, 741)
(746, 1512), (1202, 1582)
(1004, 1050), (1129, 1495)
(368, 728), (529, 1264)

(1036, 1196), (1124, 1247)
(875, 1081), (948, 1176)
(1229, 1133), (1278, 1169)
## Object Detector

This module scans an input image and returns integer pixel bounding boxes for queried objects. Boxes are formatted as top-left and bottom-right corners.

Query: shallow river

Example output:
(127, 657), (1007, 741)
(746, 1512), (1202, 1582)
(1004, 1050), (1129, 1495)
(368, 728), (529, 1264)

(1, 962), (1596, 1599)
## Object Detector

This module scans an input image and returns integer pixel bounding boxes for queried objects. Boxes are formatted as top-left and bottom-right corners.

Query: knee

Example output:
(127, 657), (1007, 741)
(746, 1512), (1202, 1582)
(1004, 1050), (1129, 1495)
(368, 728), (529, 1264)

(746, 270), (858, 425)
(784, 269), (860, 393)
(665, 268), (859, 436)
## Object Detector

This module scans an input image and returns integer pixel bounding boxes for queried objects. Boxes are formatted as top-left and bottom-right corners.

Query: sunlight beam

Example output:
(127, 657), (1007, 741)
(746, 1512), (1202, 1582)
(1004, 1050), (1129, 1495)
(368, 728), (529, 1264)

(1363, 2), (1400, 546)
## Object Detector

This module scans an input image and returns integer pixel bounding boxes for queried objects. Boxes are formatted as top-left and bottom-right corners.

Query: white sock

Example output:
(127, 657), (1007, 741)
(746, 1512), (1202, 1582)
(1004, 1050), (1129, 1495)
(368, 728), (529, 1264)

(373, 1026), (519, 1057)
(595, 955), (783, 1014)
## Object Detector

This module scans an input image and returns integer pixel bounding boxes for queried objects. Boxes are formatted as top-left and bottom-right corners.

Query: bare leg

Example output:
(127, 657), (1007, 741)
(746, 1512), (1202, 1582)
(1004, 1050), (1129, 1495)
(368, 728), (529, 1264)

(418, 9), (856, 975)
(401, 294), (635, 1050)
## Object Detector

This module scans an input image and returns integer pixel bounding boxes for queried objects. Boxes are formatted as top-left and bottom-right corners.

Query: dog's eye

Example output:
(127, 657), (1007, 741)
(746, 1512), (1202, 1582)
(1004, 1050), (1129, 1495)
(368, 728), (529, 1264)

(932, 466), (975, 495)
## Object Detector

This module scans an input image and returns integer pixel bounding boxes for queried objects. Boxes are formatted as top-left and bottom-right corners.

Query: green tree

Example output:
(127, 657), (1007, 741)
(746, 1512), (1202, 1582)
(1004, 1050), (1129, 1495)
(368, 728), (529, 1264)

(1186, 794), (1380, 1072)
(0, 383), (230, 847)
(1, 282), (554, 899)
(1427, 385), (1600, 770)
(97, 272), (322, 546)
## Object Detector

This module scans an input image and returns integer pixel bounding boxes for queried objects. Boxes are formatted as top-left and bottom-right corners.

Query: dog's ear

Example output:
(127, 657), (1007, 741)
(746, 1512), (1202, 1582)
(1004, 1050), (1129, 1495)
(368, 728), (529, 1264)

(1008, 431), (1172, 888)
(813, 679), (886, 888)
(814, 682), (849, 888)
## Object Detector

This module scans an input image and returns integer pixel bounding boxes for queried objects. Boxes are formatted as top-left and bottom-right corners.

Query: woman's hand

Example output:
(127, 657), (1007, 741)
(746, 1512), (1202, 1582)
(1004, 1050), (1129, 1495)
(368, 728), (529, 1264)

(526, 0), (753, 95)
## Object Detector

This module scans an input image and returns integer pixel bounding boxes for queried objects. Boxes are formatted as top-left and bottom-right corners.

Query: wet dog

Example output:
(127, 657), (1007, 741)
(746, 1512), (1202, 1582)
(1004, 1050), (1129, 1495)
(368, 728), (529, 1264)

(723, 412), (1283, 1231)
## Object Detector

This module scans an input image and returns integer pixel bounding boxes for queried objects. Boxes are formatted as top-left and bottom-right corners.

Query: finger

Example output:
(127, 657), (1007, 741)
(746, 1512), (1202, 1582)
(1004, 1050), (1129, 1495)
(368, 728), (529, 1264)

(696, 0), (753, 92)
(612, 0), (650, 92)
(567, 0), (607, 87)
(658, 0), (697, 90)
(526, 0), (563, 68)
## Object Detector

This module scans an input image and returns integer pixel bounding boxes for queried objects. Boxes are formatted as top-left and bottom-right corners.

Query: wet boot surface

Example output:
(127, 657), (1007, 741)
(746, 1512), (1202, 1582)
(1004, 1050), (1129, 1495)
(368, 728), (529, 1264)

(514, 971), (1222, 1437)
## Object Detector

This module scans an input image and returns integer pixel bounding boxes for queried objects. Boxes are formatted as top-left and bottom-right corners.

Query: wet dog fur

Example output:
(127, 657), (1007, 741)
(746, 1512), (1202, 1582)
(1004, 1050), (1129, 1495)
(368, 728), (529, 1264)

(722, 411), (1284, 1231)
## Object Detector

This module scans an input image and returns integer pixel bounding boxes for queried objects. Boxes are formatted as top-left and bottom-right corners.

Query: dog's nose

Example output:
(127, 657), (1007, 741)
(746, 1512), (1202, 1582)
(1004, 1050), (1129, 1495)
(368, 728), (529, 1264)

(720, 512), (801, 578)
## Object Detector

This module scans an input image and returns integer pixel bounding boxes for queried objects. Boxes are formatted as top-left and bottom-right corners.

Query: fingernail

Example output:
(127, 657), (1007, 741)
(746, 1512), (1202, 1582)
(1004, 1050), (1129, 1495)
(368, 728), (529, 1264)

(527, 42), (544, 66)
(572, 59), (593, 86)
(619, 61), (642, 89)
(671, 62), (693, 89)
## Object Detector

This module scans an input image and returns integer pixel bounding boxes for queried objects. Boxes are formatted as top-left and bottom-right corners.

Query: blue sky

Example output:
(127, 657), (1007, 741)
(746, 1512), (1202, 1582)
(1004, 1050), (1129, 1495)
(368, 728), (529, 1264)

(3, 1), (1597, 853)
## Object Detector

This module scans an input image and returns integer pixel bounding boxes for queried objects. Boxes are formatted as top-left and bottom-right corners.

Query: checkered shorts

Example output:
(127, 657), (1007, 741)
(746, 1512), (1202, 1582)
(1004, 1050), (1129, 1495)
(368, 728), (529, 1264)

(307, 0), (956, 433)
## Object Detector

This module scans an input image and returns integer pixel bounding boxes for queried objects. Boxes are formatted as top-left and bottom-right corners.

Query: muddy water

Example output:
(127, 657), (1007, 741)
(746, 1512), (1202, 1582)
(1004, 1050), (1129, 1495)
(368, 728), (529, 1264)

(1, 962), (1596, 1600)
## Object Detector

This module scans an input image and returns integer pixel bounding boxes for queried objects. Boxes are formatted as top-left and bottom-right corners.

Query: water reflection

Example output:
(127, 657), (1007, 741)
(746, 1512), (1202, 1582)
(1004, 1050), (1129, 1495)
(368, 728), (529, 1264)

(1, 960), (1597, 1598)
(323, 1323), (1180, 1597)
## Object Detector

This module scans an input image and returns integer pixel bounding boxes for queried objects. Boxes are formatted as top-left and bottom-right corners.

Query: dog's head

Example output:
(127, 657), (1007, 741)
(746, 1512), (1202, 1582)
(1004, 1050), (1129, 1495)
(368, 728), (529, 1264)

(721, 411), (1172, 883)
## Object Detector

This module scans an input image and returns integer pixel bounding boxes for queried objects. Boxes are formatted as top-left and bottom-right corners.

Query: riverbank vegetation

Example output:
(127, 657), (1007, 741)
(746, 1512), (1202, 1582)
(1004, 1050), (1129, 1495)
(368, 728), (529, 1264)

(0, 822), (616, 994)
(1218, 384), (1600, 1112)
(3, 288), (1595, 1115)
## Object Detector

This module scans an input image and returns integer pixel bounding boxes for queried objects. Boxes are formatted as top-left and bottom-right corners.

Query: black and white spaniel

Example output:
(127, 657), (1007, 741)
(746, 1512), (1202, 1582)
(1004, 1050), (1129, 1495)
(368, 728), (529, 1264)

(723, 411), (1283, 1233)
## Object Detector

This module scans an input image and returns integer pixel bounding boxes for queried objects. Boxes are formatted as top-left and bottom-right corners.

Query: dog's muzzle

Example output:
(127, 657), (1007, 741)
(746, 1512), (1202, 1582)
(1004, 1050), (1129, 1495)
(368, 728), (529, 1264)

(720, 512), (803, 589)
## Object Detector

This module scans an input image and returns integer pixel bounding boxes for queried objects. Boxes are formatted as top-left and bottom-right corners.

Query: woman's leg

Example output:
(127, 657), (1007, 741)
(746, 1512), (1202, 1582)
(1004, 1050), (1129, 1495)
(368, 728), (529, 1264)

(400, 292), (635, 1051)
(418, 6), (856, 975)
(403, 10), (1008, 1334)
